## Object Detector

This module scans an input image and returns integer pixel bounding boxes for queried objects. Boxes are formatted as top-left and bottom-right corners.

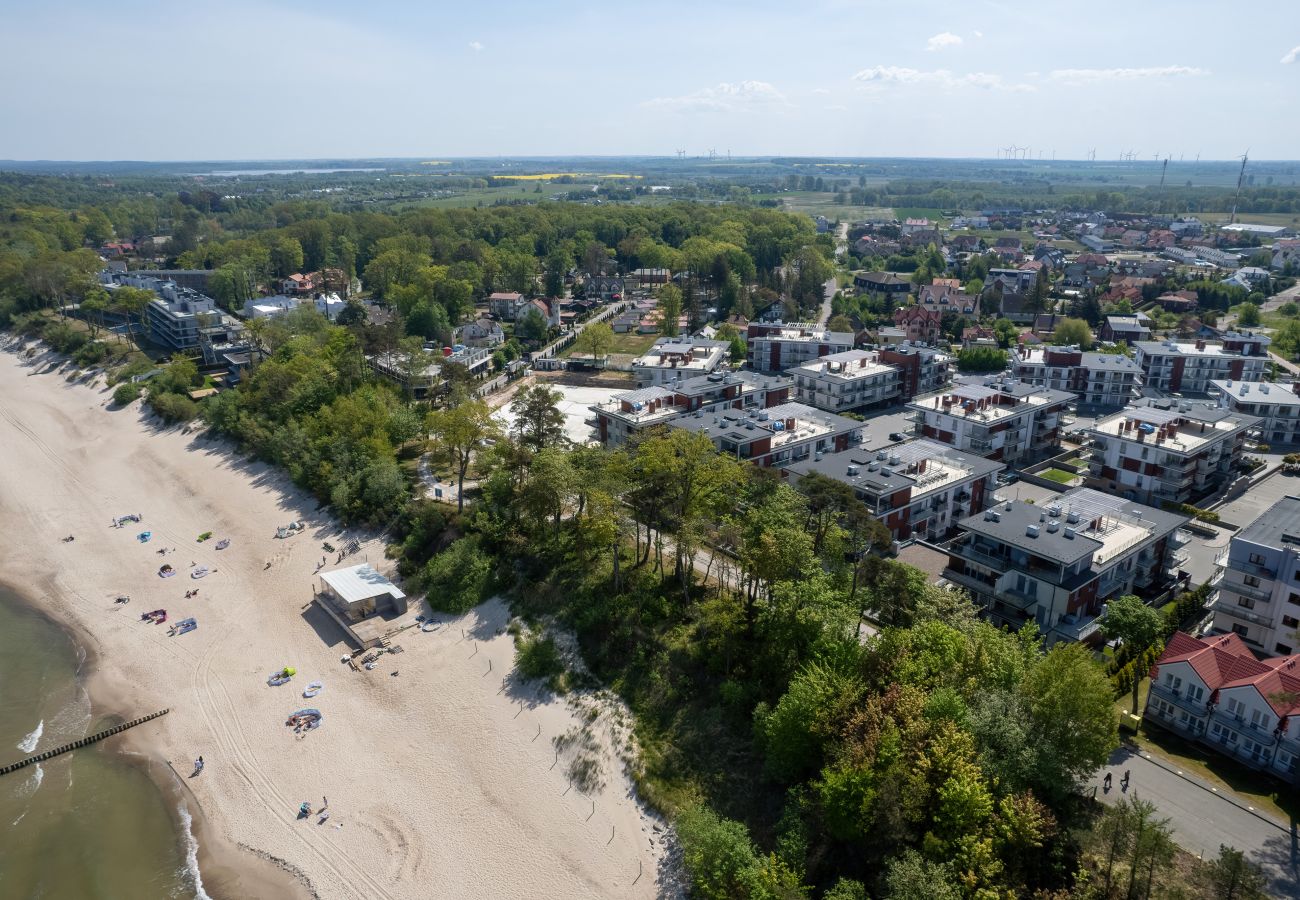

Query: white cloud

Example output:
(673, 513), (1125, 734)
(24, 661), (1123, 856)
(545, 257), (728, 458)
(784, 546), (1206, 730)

(973, 30), (984, 38)
(643, 80), (786, 113)
(852, 66), (1032, 91)
(1282, 45), (1300, 64)
(926, 32), (962, 52)
(1049, 65), (1208, 84)
(469, 40), (484, 51)
(811, 87), (831, 95)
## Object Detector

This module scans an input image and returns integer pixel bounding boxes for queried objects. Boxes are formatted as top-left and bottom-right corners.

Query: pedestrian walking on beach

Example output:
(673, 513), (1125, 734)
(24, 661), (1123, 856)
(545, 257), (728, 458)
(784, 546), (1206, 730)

(322, 796), (328, 810)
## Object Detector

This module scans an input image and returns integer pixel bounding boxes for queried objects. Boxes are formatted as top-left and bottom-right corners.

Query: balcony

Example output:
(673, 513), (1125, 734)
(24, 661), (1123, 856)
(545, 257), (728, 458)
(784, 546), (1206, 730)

(942, 567), (998, 597)
(1053, 610), (1103, 642)
(1226, 558), (1277, 579)
(1170, 529), (1192, 548)
(969, 438), (994, 452)
(1168, 548), (1190, 566)
(1208, 596), (1274, 628)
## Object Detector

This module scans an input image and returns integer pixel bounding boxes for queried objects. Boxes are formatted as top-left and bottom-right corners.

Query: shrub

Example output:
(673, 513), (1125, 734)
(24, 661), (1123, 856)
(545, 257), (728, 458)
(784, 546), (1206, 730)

(112, 381), (142, 406)
(72, 341), (110, 366)
(424, 537), (492, 614)
(148, 391), (199, 423)
(515, 633), (566, 686)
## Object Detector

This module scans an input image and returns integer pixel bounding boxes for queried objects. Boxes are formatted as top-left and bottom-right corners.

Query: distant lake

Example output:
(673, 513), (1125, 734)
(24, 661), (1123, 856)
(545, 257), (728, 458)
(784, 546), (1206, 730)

(195, 167), (386, 176)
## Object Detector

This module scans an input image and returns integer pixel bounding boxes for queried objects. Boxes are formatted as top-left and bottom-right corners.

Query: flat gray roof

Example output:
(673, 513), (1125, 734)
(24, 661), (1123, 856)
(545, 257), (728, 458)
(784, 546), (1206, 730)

(320, 564), (405, 605)
(1236, 496), (1300, 549)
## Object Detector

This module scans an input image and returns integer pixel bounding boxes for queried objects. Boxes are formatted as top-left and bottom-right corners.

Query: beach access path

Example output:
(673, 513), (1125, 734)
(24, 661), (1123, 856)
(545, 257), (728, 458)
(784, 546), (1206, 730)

(0, 341), (671, 900)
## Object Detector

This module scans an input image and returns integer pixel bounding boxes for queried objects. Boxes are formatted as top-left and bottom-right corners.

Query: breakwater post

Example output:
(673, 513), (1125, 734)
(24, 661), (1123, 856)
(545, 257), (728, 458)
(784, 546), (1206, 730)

(0, 708), (170, 776)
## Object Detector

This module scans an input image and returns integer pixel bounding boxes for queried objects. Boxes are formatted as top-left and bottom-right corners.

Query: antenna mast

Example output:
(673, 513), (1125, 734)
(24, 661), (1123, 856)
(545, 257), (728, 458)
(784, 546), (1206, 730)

(1229, 151), (1249, 224)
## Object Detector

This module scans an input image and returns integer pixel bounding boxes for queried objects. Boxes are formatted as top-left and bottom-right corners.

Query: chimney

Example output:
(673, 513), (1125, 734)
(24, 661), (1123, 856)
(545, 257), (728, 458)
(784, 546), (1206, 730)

(1195, 339), (1206, 351)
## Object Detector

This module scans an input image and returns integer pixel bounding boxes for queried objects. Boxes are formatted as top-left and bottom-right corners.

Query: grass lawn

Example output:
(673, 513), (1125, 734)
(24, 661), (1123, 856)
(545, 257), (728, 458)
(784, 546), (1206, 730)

(559, 331), (659, 359)
(397, 182), (586, 209)
(1133, 718), (1299, 824)
(893, 207), (945, 223)
(1040, 467), (1079, 485)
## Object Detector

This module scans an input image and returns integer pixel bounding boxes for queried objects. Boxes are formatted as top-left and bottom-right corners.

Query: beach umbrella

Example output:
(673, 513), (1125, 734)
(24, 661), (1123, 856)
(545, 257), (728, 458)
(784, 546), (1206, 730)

(284, 666), (297, 676)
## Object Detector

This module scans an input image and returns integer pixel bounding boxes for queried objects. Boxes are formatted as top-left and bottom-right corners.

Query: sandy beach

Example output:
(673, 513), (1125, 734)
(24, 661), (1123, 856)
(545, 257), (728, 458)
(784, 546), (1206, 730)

(0, 340), (671, 900)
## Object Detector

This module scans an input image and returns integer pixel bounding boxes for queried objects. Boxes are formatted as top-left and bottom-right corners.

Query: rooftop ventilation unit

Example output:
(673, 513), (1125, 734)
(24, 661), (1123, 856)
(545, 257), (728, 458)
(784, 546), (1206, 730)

(1047, 503), (1062, 517)
(867, 461), (880, 471)
(1066, 511), (1080, 524)
(877, 451), (888, 461)
(1005, 500), (1013, 511)
(1064, 527), (1076, 539)
(1026, 524), (1040, 538)
(989, 511), (1001, 522)
(1047, 520), (1060, 533)
(815, 451), (824, 461)
(889, 454), (901, 466)
(846, 464), (859, 476)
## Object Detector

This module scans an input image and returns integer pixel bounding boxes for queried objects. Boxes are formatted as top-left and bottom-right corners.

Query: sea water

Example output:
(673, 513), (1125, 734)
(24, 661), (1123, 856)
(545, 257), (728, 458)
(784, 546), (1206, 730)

(0, 586), (201, 898)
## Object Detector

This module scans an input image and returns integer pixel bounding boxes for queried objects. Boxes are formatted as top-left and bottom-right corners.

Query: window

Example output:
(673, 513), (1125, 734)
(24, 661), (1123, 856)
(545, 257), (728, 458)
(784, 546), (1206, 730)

(1226, 697), (1243, 717)
(1251, 708), (1272, 730)
(1280, 751), (1297, 774)
(1164, 673), (1183, 692)
(1232, 623), (1250, 638)
(1243, 574), (1261, 587)
(1212, 722), (1238, 744)
(1289, 592), (1300, 607)
(1249, 552), (1267, 565)
(1277, 643), (1294, 656)
(1283, 615), (1299, 628)
(1243, 738), (1270, 762)
(1187, 684), (1204, 703)
(1238, 595), (1256, 610)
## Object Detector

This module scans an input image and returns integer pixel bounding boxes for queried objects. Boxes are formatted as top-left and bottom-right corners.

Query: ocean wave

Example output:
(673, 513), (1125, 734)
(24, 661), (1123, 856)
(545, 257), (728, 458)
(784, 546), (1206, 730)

(176, 801), (212, 900)
(16, 720), (43, 753)
(12, 763), (43, 801)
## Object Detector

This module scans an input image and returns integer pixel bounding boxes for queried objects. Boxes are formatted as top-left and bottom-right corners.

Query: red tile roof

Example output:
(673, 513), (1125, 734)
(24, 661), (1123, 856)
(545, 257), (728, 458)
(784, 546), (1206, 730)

(1154, 632), (1300, 718)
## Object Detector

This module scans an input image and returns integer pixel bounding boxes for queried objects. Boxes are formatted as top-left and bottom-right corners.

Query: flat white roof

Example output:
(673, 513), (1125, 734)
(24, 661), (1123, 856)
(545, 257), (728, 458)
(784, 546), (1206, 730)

(320, 564), (405, 605)
(1212, 380), (1300, 405)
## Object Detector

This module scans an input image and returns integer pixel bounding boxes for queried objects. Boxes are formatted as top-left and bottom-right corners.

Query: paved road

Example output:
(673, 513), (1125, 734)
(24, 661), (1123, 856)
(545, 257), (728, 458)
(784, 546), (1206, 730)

(818, 277), (837, 326)
(1090, 745), (1299, 898)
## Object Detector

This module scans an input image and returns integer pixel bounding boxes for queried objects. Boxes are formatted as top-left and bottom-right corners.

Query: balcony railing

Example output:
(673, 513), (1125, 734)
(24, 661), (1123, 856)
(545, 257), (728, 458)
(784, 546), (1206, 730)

(1208, 596), (1274, 627)
(1226, 559), (1277, 579)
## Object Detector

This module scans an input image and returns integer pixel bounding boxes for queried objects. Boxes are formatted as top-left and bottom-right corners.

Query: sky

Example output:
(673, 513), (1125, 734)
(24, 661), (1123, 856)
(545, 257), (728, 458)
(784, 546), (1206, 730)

(2, 0), (1297, 161)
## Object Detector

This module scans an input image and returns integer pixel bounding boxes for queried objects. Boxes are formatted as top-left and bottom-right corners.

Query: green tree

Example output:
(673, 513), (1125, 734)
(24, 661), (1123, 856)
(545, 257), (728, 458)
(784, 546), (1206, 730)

(956, 346), (1008, 373)
(509, 384), (566, 453)
(1051, 317), (1093, 349)
(657, 283), (683, 337)
(270, 236), (305, 278)
(1019, 643), (1117, 797)
(882, 850), (962, 900)
(828, 314), (855, 333)
(1100, 594), (1166, 713)
(1204, 845), (1269, 900)
(516, 306), (549, 345)
(543, 247), (570, 297)
(993, 317), (1019, 348)
(427, 398), (500, 513)
(573, 321), (614, 363)
(675, 804), (762, 900)
(1236, 302), (1261, 327)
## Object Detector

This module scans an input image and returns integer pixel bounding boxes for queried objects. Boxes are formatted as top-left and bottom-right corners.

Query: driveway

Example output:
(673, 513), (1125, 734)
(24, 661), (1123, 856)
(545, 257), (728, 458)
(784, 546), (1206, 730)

(1090, 745), (1299, 899)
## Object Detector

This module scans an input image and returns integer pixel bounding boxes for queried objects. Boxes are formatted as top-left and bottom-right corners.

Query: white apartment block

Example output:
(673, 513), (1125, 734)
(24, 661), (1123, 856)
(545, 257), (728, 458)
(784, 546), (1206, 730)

(1208, 495), (1300, 656)
(791, 350), (899, 413)
(907, 378), (1073, 465)
(630, 337), (729, 387)
(942, 488), (1190, 643)
(1146, 632), (1299, 786)
(589, 371), (792, 447)
(1210, 379), (1300, 446)
(1009, 346), (1138, 408)
(1134, 334), (1270, 394)
(1083, 399), (1257, 506)
(787, 439), (1002, 543)
(746, 322), (855, 373)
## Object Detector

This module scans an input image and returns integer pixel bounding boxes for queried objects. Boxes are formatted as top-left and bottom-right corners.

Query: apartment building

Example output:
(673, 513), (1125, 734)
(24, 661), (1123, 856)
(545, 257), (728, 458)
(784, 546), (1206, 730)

(790, 350), (898, 413)
(1208, 496), (1300, 656)
(1209, 380), (1300, 446)
(907, 378), (1073, 465)
(667, 402), (863, 468)
(1083, 400), (1257, 506)
(786, 439), (1002, 542)
(746, 322), (855, 373)
(942, 487), (1190, 643)
(1009, 346), (1138, 408)
(1144, 632), (1299, 786)
(590, 371), (791, 447)
(630, 337), (729, 386)
(879, 344), (952, 400)
(1134, 334), (1270, 394)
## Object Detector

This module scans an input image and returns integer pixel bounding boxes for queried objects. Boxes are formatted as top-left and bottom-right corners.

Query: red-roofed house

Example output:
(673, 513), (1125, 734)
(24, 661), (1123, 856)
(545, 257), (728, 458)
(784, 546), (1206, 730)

(893, 305), (942, 344)
(1145, 631), (1300, 784)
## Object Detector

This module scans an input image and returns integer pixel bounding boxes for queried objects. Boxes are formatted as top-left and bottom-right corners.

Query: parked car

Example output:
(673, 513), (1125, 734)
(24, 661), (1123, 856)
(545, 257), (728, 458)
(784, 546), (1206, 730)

(889, 432), (906, 442)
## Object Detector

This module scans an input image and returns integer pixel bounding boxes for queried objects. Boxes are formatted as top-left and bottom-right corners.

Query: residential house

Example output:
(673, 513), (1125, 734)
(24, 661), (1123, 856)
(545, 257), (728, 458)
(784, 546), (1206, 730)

(961, 326), (997, 348)
(893, 306), (943, 344)
(488, 291), (526, 320)
(853, 271), (912, 298)
(907, 378), (1073, 464)
(1083, 399), (1258, 506)
(1272, 239), (1300, 272)
(631, 337), (729, 386)
(943, 487), (1190, 642)
(746, 322), (855, 373)
(630, 268), (671, 286)
(1100, 314), (1153, 344)
(1009, 346), (1139, 408)
(1145, 632), (1299, 785)
(1135, 335), (1271, 393)
(455, 318), (506, 348)
(949, 216), (989, 230)
(281, 272), (320, 295)
(901, 217), (932, 235)
(585, 275), (625, 302)
(1157, 291), (1199, 313)
(786, 439), (1002, 542)
(1210, 380), (1300, 446)
(949, 234), (984, 253)
(1207, 496), (1300, 655)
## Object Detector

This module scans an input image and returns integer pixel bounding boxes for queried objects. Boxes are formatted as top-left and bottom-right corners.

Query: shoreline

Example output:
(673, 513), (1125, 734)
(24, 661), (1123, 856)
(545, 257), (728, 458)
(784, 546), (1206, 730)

(0, 577), (313, 900)
(0, 338), (671, 899)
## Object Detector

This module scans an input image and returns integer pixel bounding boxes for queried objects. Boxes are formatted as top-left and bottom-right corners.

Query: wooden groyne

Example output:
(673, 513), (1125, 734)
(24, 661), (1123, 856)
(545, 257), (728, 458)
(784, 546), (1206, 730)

(0, 708), (170, 776)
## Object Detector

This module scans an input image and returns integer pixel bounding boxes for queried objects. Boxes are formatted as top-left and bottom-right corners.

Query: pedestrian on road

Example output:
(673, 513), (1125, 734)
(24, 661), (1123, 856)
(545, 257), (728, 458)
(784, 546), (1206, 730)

(1103, 772), (1112, 791)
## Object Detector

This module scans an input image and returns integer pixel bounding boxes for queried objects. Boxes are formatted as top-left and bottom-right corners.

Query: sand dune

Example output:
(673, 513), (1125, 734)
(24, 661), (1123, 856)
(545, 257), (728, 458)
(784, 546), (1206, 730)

(0, 341), (672, 900)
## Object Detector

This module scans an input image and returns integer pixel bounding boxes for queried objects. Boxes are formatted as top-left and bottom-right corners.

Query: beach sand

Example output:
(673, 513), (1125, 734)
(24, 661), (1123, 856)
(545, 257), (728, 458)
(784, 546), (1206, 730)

(0, 341), (671, 900)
